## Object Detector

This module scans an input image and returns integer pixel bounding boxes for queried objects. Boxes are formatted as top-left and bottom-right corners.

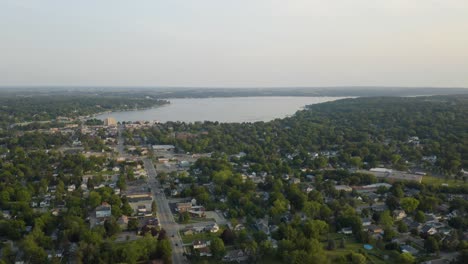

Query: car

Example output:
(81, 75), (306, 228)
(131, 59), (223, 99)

(175, 243), (178, 246)
(171, 234), (175, 237)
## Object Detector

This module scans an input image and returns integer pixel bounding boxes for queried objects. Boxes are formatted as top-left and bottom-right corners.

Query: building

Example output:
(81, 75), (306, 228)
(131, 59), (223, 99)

(205, 223), (219, 233)
(334, 185), (353, 192)
(104, 117), (117, 127)
(152, 145), (175, 151)
(393, 210), (407, 220)
(176, 202), (193, 213)
(96, 202), (112, 218)
(192, 240), (210, 249)
(223, 250), (249, 262)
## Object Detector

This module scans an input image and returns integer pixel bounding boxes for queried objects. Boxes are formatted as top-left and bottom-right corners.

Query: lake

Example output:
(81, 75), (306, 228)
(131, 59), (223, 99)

(94, 96), (350, 123)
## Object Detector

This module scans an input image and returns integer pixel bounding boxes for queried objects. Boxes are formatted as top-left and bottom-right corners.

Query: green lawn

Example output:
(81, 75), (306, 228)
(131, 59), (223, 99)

(322, 237), (396, 264)
(421, 175), (468, 188)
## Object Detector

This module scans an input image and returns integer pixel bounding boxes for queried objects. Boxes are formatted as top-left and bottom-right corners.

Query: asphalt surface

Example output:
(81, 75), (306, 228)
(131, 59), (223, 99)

(144, 158), (188, 264)
(118, 125), (187, 263)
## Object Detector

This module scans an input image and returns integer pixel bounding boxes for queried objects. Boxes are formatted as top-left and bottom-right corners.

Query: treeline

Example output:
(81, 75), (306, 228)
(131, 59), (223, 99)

(0, 94), (168, 127)
(137, 95), (467, 176)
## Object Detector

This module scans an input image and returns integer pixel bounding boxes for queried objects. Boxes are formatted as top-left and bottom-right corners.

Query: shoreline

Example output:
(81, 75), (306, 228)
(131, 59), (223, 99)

(88, 96), (351, 123)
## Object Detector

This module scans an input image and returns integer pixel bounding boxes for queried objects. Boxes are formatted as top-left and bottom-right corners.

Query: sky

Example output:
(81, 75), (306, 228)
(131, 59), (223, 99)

(1, 0), (468, 88)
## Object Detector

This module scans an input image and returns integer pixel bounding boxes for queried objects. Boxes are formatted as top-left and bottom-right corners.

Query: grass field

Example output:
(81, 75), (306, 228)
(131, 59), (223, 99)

(322, 236), (397, 264)
(422, 175), (468, 188)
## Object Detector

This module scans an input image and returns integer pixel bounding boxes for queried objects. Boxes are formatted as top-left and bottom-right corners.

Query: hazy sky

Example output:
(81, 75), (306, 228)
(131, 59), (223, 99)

(1, 0), (467, 87)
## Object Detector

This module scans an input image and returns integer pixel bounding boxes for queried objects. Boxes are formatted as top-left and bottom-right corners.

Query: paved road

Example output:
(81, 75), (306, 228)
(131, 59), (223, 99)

(117, 125), (187, 263)
(116, 124), (126, 156)
(144, 158), (188, 264)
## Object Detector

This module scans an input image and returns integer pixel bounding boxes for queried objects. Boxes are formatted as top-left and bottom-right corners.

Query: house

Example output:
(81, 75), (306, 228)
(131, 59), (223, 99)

(223, 250), (249, 262)
(366, 193), (380, 202)
(335, 185), (352, 192)
(234, 224), (245, 231)
(353, 183), (392, 193)
(401, 245), (419, 255)
(425, 213), (439, 223)
(67, 184), (76, 192)
(193, 240), (209, 249)
(368, 225), (384, 235)
(362, 218), (372, 227)
(205, 223), (219, 233)
(421, 225), (437, 235)
(152, 145), (175, 151)
(95, 202), (112, 218)
(2, 210), (11, 219)
(393, 210), (407, 220)
(146, 218), (160, 227)
(198, 247), (212, 257)
(340, 227), (353, 235)
(176, 202), (192, 213)
(290, 178), (301, 184)
(255, 218), (270, 235)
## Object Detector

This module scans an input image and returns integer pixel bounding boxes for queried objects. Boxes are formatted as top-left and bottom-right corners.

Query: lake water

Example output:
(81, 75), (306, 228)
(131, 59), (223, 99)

(95, 96), (350, 123)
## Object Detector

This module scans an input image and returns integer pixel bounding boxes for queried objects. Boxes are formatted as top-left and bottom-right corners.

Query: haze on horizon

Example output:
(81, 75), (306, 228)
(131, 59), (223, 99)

(1, 0), (468, 88)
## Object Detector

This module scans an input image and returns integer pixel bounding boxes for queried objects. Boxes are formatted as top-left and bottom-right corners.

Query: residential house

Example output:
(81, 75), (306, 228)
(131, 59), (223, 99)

(205, 223), (219, 233)
(193, 240), (210, 249)
(421, 225), (437, 236)
(255, 218), (270, 235)
(362, 218), (372, 227)
(368, 225), (384, 235)
(95, 202), (112, 218)
(223, 250), (249, 262)
(393, 210), (407, 220)
(198, 247), (212, 257)
(176, 202), (192, 213)
(335, 185), (352, 192)
(67, 184), (76, 192)
(340, 227), (353, 235)
(401, 245), (419, 255)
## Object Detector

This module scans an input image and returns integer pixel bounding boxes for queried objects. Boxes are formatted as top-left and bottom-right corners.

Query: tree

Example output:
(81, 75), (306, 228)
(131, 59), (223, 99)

(424, 236), (439, 253)
(400, 197), (419, 213)
(127, 218), (139, 231)
(178, 212), (190, 224)
(327, 239), (336, 250)
(391, 185), (404, 198)
(379, 210), (393, 227)
(349, 252), (366, 264)
(397, 221), (408, 233)
(340, 238), (346, 248)
(221, 229), (236, 245)
(210, 237), (226, 259)
(454, 249), (468, 264)
(104, 218), (120, 237)
(88, 191), (102, 208)
(415, 210), (425, 223)
(398, 252), (415, 264)
(121, 201), (133, 216)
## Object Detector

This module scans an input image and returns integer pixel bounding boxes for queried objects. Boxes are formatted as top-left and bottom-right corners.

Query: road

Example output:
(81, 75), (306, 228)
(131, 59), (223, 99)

(117, 125), (187, 263)
(144, 158), (188, 264)
(116, 124), (126, 156)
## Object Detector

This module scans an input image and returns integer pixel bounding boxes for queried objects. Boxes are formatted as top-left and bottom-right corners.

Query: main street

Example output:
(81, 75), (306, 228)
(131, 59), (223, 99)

(144, 158), (187, 264)
(118, 124), (187, 263)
